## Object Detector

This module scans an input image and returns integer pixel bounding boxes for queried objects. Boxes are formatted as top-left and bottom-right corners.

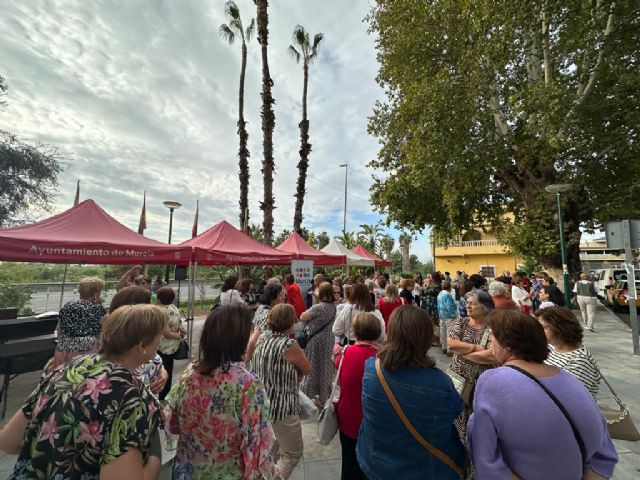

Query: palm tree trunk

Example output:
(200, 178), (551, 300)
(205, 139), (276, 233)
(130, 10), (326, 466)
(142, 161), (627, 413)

(238, 41), (250, 229)
(293, 62), (311, 232)
(255, 0), (276, 245)
(401, 242), (411, 272)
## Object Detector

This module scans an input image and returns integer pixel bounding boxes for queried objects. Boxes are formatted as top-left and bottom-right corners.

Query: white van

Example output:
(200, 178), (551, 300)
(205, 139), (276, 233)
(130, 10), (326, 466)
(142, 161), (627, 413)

(595, 268), (640, 298)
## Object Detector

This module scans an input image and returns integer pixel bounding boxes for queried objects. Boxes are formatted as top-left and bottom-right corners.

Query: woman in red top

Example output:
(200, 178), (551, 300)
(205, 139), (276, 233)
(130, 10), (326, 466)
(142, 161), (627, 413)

(378, 283), (404, 330)
(335, 312), (381, 480)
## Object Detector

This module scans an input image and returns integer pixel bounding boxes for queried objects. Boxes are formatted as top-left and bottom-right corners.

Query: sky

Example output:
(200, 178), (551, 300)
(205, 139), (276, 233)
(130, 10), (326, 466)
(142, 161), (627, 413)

(0, 0), (432, 262)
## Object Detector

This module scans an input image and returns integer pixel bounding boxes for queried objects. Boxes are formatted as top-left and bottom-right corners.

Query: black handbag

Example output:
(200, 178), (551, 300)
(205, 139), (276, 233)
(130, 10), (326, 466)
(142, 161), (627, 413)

(174, 340), (190, 360)
(295, 320), (332, 350)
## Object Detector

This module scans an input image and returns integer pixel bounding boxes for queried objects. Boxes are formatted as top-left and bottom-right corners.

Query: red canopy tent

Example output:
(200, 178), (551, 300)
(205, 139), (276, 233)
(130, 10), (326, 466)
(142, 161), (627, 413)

(181, 220), (294, 265)
(275, 232), (346, 265)
(0, 199), (191, 264)
(351, 244), (392, 267)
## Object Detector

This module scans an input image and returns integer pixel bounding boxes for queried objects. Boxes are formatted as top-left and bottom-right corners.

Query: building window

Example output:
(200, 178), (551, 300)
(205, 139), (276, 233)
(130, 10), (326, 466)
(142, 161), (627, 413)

(480, 265), (496, 278)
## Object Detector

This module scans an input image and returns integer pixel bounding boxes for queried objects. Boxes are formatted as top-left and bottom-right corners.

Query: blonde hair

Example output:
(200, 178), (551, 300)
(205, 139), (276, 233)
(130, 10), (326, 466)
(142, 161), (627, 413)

(580, 273), (590, 280)
(400, 278), (413, 289)
(78, 277), (105, 300)
(384, 283), (399, 302)
(267, 303), (296, 333)
(100, 304), (168, 355)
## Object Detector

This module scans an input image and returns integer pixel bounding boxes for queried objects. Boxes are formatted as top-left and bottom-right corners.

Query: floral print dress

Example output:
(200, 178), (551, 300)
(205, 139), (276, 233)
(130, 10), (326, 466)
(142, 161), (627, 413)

(165, 362), (279, 480)
(10, 354), (160, 480)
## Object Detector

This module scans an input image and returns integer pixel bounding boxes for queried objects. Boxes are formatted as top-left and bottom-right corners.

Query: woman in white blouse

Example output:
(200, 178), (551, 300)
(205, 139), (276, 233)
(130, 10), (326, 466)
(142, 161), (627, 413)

(536, 306), (601, 397)
(333, 283), (386, 345)
(219, 275), (245, 306)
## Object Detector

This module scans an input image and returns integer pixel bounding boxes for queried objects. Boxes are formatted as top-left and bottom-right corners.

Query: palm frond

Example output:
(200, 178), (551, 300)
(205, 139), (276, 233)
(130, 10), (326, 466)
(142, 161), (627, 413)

(293, 25), (307, 47)
(224, 1), (240, 21)
(230, 18), (242, 33)
(309, 33), (324, 62)
(245, 19), (255, 42)
(287, 45), (301, 63)
(219, 24), (235, 44)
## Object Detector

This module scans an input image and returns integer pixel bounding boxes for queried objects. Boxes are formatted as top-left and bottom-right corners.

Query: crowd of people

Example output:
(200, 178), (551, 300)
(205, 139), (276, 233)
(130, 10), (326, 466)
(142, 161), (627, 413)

(0, 265), (618, 480)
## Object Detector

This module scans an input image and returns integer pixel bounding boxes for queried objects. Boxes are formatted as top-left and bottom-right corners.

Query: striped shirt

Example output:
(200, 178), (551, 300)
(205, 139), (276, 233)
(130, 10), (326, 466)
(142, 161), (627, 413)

(545, 345), (601, 397)
(252, 331), (299, 422)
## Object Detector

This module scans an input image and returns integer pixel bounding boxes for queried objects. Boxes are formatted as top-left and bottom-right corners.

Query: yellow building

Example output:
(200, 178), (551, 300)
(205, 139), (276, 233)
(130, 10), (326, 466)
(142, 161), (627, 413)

(433, 230), (522, 279)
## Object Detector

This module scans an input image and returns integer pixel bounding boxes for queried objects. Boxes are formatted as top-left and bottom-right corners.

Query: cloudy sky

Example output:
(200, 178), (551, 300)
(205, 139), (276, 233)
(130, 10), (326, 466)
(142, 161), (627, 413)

(0, 0), (431, 260)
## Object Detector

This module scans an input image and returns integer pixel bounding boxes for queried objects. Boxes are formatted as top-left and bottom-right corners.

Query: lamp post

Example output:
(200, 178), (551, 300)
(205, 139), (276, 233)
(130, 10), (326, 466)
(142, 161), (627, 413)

(163, 200), (182, 283)
(339, 163), (348, 233)
(545, 184), (572, 307)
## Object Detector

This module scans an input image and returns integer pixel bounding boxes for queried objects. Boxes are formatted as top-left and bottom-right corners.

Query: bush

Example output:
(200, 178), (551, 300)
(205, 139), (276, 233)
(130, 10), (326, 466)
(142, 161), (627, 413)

(0, 284), (32, 310)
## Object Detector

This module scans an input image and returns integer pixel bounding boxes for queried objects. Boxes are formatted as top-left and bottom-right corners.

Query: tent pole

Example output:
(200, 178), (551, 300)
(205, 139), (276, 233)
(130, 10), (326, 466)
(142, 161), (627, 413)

(188, 261), (197, 359)
(59, 264), (69, 310)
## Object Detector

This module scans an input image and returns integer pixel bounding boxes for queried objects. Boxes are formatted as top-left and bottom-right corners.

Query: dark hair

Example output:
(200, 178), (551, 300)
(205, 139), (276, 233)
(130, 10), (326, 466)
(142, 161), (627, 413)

(198, 305), (253, 374)
(378, 278), (387, 289)
(156, 286), (176, 305)
(285, 274), (295, 285)
(487, 310), (549, 363)
(535, 307), (583, 346)
(430, 271), (442, 284)
(469, 274), (486, 289)
(237, 278), (252, 293)
(260, 283), (283, 305)
(542, 285), (565, 307)
(378, 306), (435, 371)
(109, 286), (151, 312)
(512, 271), (527, 285)
(460, 279), (475, 296)
(350, 283), (374, 312)
(221, 275), (239, 293)
(353, 312), (382, 341)
(317, 282), (334, 303)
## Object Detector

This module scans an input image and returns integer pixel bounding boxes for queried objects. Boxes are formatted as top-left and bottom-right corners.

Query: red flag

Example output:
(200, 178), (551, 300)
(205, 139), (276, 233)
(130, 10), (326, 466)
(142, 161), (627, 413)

(73, 180), (80, 206)
(138, 191), (147, 235)
(192, 200), (199, 238)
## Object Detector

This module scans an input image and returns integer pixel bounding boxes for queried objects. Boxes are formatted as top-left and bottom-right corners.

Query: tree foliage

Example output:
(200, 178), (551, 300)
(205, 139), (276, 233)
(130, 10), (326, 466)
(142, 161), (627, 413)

(367, 0), (640, 271)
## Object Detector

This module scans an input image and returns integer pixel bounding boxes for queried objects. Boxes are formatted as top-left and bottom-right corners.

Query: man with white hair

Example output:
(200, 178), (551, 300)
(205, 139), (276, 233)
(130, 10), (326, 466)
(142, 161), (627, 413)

(488, 281), (519, 310)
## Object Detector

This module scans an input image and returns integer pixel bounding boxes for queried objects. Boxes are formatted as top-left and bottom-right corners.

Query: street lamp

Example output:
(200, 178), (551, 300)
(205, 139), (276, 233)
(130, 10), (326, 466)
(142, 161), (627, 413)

(339, 163), (348, 233)
(545, 184), (572, 307)
(163, 200), (182, 283)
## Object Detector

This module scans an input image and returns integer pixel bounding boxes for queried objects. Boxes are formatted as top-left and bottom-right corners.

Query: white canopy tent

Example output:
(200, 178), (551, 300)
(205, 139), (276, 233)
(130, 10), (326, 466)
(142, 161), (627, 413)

(321, 239), (375, 267)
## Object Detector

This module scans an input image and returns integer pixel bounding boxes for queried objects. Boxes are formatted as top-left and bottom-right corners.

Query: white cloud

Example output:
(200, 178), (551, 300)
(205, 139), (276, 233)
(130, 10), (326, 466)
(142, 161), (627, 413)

(0, 0), (431, 262)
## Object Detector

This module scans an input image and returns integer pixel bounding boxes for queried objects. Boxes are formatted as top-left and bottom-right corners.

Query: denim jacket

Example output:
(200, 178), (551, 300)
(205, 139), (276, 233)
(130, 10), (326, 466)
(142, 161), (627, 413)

(356, 357), (465, 480)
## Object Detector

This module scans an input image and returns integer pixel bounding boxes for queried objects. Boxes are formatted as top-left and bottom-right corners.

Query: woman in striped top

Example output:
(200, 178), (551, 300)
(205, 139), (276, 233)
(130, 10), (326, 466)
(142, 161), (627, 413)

(252, 304), (311, 479)
(536, 306), (601, 397)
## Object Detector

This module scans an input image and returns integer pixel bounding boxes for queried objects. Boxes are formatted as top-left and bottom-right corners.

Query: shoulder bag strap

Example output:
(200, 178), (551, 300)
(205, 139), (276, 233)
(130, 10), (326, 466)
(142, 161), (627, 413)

(306, 316), (334, 342)
(506, 365), (586, 465)
(595, 366), (628, 420)
(375, 359), (464, 479)
(329, 345), (348, 396)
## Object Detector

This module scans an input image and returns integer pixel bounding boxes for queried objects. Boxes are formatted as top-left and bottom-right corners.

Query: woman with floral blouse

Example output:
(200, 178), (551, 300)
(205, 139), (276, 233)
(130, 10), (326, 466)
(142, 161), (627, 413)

(166, 304), (279, 479)
(0, 304), (168, 479)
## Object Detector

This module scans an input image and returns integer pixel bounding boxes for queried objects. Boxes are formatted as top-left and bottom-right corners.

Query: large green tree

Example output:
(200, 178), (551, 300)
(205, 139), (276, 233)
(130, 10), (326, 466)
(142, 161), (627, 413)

(368, 0), (640, 274)
(0, 75), (63, 226)
(219, 1), (255, 229)
(254, 0), (276, 245)
(288, 25), (324, 231)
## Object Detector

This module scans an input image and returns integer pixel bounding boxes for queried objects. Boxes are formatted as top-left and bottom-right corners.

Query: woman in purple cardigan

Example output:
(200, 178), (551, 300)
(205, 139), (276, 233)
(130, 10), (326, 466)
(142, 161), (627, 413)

(468, 309), (617, 480)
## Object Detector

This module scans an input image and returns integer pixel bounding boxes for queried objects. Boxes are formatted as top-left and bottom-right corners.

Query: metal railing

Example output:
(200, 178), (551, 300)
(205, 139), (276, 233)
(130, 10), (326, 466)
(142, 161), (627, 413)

(435, 239), (501, 248)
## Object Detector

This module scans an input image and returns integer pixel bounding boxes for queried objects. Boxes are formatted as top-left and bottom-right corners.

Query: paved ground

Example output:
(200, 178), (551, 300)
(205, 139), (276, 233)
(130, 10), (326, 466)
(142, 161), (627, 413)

(2, 306), (639, 479)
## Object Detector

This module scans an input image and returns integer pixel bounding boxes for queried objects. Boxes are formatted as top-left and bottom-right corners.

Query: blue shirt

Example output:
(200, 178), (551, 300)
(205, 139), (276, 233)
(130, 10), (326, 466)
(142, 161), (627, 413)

(356, 358), (465, 480)
(437, 290), (458, 319)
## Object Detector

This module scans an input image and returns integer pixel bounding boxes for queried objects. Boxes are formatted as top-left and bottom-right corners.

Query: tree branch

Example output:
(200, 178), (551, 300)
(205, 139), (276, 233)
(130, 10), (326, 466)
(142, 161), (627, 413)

(542, 5), (552, 85)
(574, 1), (615, 108)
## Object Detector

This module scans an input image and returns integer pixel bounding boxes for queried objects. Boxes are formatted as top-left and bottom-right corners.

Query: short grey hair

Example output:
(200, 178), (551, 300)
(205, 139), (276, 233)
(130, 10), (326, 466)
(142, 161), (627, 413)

(465, 290), (495, 313)
(488, 281), (508, 296)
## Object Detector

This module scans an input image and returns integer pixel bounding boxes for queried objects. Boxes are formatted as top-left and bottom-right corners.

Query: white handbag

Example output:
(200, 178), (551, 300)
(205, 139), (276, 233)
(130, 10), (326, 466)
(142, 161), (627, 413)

(317, 345), (348, 445)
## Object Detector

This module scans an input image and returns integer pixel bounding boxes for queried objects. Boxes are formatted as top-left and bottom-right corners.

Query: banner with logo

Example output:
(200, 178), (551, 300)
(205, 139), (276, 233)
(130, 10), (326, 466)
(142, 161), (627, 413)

(292, 259), (314, 294)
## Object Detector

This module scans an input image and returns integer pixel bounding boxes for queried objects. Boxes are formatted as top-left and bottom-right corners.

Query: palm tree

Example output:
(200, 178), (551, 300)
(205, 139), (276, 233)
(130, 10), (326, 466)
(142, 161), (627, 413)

(247, 223), (264, 243)
(398, 232), (412, 273)
(335, 231), (356, 249)
(379, 234), (395, 260)
(357, 222), (383, 254)
(288, 26), (324, 231)
(315, 231), (330, 250)
(219, 1), (255, 229)
(254, 0), (276, 245)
